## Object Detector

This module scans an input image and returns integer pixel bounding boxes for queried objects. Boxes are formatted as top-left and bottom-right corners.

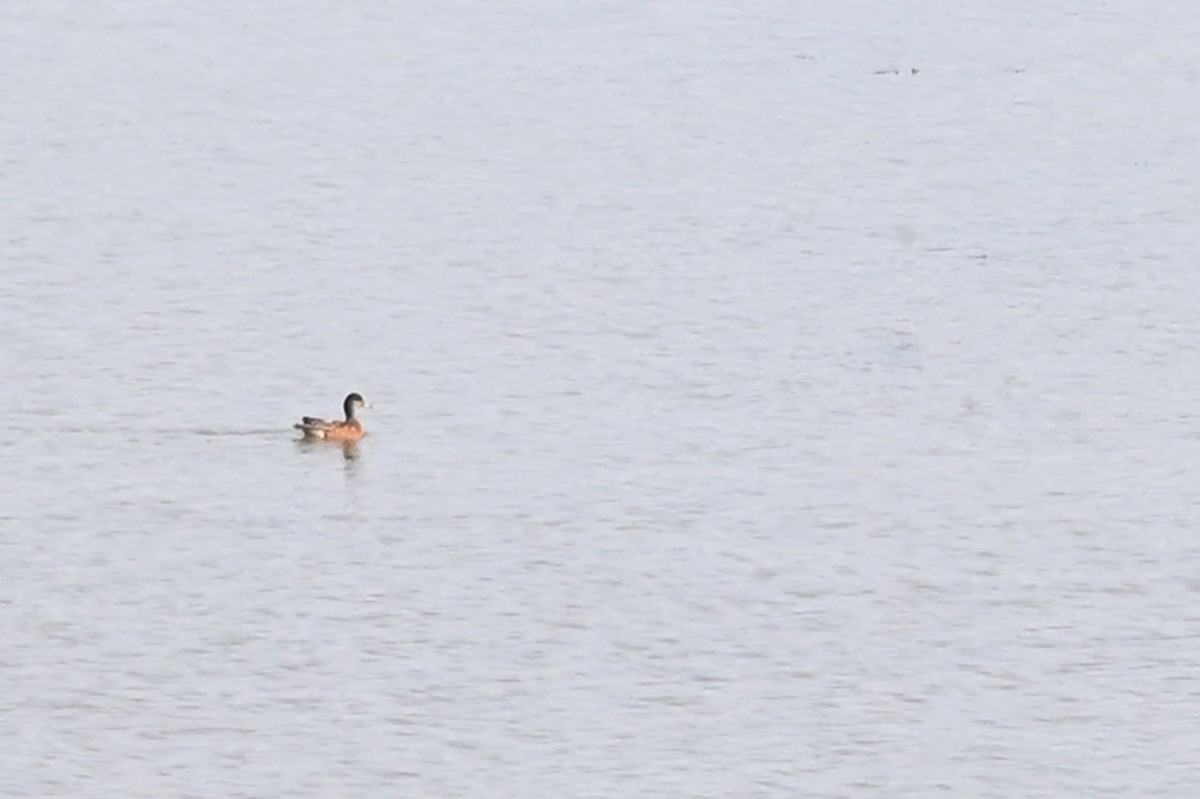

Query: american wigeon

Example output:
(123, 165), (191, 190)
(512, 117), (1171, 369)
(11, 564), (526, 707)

(294, 393), (369, 441)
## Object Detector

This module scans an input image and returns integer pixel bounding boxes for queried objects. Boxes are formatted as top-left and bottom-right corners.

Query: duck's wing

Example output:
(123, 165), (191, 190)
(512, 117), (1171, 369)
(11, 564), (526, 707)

(295, 416), (336, 432)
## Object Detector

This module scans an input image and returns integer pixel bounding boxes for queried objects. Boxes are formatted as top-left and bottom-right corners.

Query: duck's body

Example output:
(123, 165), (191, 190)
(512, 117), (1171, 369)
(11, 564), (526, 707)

(295, 393), (368, 441)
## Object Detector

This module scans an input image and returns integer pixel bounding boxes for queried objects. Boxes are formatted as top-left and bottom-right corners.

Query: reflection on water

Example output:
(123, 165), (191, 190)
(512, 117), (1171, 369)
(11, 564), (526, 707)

(295, 438), (361, 461)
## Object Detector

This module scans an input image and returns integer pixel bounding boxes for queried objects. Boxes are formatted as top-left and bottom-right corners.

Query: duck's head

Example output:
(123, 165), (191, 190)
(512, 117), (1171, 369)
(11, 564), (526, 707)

(344, 392), (368, 419)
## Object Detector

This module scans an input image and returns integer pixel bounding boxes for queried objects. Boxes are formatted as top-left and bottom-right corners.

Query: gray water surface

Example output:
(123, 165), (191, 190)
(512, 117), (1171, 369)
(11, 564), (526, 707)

(3, 1), (1200, 796)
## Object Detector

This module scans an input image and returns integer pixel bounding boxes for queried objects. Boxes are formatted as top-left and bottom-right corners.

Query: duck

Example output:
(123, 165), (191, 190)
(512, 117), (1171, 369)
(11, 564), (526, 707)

(294, 393), (369, 441)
